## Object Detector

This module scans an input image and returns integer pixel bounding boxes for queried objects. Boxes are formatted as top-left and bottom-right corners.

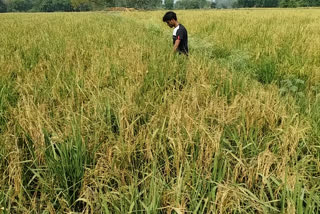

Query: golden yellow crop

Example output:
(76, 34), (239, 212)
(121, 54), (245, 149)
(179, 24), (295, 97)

(0, 9), (319, 213)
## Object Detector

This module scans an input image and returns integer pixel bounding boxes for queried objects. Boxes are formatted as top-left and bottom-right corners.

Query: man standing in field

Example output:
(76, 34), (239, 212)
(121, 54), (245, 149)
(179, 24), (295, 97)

(163, 11), (189, 55)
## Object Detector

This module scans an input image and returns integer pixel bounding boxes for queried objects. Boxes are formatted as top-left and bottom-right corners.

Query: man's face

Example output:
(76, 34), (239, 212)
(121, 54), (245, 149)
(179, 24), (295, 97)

(166, 19), (175, 28)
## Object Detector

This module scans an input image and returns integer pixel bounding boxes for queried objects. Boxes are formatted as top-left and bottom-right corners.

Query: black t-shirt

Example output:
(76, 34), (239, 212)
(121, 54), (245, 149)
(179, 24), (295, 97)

(173, 24), (188, 54)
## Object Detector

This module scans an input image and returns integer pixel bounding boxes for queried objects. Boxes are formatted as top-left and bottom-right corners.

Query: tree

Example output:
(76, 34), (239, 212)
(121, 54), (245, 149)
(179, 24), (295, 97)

(164, 0), (174, 9)
(6, 0), (33, 11)
(199, 0), (210, 7)
(233, 0), (320, 7)
(175, 0), (201, 9)
(71, 0), (91, 10)
(211, 1), (217, 7)
(279, 0), (297, 7)
(216, 0), (237, 8)
(0, 0), (7, 12)
(37, 0), (73, 11)
(105, 0), (115, 6)
(254, 0), (278, 7)
(236, 0), (256, 7)
(264, 0), (278, 7)
(130, 0), (162, 9)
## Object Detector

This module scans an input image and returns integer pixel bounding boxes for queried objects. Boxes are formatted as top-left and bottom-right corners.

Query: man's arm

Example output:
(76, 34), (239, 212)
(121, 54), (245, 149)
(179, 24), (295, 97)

(173, 39), (181, 53)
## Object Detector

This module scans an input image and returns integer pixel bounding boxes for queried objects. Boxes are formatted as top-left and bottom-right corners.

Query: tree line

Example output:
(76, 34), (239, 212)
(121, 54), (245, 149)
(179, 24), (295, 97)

(0, 0), (319, 13)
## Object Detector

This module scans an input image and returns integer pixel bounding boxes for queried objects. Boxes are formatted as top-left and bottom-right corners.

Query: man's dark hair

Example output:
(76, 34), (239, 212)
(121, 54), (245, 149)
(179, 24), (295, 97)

(163, 11), (177, 22)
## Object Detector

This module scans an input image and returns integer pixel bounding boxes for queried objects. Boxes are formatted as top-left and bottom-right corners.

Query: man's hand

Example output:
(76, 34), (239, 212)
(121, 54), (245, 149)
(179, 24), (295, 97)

(173, 39), (181, 53)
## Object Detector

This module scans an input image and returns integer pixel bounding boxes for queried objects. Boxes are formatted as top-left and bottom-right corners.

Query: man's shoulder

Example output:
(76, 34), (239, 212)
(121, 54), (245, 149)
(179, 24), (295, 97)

(179, 24), (187, 32)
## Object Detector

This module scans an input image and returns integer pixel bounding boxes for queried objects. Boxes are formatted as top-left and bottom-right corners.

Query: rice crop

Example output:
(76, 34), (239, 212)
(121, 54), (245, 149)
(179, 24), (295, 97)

(0, 9), (320, 213)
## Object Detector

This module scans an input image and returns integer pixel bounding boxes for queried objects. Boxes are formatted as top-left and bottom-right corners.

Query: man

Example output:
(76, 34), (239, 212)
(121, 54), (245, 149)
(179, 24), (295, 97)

(163, 11), (189, 55)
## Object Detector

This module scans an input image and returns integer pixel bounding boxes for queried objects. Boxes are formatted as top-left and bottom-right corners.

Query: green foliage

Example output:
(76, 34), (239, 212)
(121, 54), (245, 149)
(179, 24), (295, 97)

(0, 0), (6, 12)
(256, 0), (279, 7)
(0, 79), (18, 134)
(280, 0), (298, 7)
(175, 0), (211, 9)
(17, 130), (42, 205)
(164, 0), (174, 9)
(37, 0), (73, 12)
(108, 0), (162, 9)
(137, 56), (188, 106)
(211, 72), (248, 103)
(6, 0), (32, 11)
(44, 125), (94, 210)
(90, 0), (162, 10)
(236, 0), (257, 7)
(309, 95), (320, 142)
(130, 0), (162, 9)
(226, 50), (251, 73)
(279, 78), (305, 97)
(235, 0), (320, 7)
(71, 0), (91, 11)
(104, 100), (120, 135)
(0, 143), (9, 207)
(104, 0), (115, 7)
(0, 188), (12, 213)
(280, 0), (320, 7)
(280, 177), (320, 213)
(254, 57), (277, 84)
